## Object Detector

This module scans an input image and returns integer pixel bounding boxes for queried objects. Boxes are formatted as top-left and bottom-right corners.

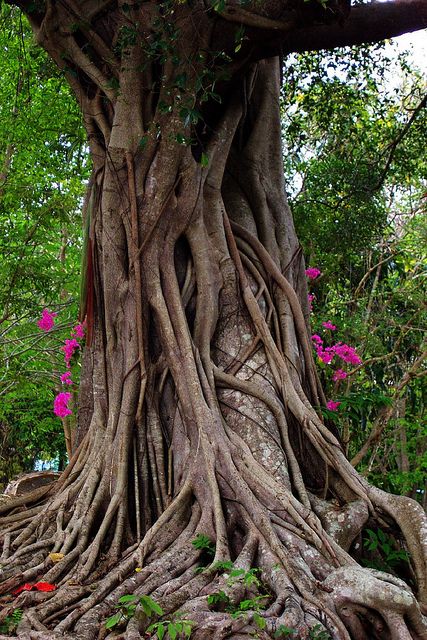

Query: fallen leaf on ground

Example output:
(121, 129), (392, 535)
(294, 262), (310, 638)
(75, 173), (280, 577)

(34, 582), (56, 592)
(48, 552), (64, 563)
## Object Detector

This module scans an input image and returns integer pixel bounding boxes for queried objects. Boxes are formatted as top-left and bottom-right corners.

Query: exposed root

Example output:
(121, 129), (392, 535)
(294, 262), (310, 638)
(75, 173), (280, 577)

(325, 567), (427, 639)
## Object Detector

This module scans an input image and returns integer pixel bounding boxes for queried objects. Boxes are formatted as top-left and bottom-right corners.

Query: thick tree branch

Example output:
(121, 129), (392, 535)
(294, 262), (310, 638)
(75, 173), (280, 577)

(283, 0), (427, 53)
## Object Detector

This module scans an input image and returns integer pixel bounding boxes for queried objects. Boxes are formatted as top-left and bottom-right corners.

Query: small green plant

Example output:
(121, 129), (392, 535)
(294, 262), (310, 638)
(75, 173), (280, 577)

(105, 594), (163, 630)
(362, 528), (410, 572)
(191, 533), (215, 555)
(207, 590), (269, 618)
(309, 624), (332, 639)
(207, 564), (271, 622)
(207, 590), (230, 608)
(191, 533), (216, 568)
(231, 595), (269, 617)
(226, 567), (261, 588)
(0, 608), (23, 634)
(272, 622), (331, 638)
(147, 615), (194, 639)
(105, 594), (195, 637)
(253, 612), (266, 631)
(211, 560), (234, 572)
(274, 625), (297, 638)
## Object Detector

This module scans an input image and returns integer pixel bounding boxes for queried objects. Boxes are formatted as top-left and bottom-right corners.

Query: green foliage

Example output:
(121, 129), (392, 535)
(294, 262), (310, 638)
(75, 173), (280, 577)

(191, 533), (215, 553)
(206, 565), (270, 620)
(105, 593), (194, 638)
(275, 625), (296, 638)
(191, 533), (216, 567)
(207, 590), (230, 607)
(0, 608), (23, 634)
(285, 42), (426, 505)
(210, 560), (234, 571)
(309, 625), (332, 640)
(362, 527), (410, 573)
(0, 5), (90, 482)
(253, 612), (266, 630)
(147, 618), (194, 640)
(282, 44), (426, 281)
(313, 212), (426, 501)
(0, 382), (66, 488)
(226, 567), (261, 589)
(207, 590), (269, 618)
(0, 7), (88, 318)
(105, 594), (164, 630)
(273, 624), (331, 638)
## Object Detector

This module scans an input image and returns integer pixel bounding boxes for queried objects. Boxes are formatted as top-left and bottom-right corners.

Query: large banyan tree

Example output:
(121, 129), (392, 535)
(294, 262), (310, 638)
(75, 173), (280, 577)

(1, 1), (427, 638)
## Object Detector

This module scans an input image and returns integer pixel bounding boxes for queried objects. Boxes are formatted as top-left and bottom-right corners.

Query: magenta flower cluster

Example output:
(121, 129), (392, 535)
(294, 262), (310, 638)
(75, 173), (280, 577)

(332, 369), (347, 381)
(311, 335), (362, 368)
(36, 310), (85, 418)
(62, 338), (80, 369)
(72, 323), (85, 339)
(306, 267), (363, 413)
(333, 343), (362, 365)
(54, 392), (72, 418)
(326, 400), (341, 412)
(322, 321), (336, 331)
(37, 309), (57, 332)
(60, 371), (73, 385)
(305, 267), (321, 280)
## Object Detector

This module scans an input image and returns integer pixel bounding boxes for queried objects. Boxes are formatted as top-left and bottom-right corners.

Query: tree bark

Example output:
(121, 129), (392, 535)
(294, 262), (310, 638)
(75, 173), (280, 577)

(1, 2), (427, 639)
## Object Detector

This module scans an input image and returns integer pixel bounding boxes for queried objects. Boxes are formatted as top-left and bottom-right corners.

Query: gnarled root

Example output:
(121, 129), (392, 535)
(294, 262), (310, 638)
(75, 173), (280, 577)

(325, 567), (427, 639)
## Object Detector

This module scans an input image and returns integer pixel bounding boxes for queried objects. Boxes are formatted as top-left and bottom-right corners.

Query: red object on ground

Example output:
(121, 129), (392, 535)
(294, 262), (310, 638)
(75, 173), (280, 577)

(34, 582), (56, 592)
(12, 581), (56, 595)
(12, 583), (33, 595)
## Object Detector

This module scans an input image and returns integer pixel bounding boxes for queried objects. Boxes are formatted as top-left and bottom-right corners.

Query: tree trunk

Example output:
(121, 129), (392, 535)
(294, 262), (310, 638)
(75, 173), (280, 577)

(1, 3), (427, 639)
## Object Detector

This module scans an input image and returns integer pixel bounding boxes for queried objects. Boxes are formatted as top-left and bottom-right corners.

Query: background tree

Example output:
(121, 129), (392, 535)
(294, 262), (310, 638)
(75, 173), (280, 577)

(282, 46), (427, 507)
(0, 5), (90, 485)
(0, 1), (426, 639)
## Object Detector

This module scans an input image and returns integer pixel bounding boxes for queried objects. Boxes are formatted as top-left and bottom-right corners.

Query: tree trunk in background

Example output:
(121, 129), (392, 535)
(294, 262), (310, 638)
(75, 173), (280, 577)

(1, 2), (427, 639)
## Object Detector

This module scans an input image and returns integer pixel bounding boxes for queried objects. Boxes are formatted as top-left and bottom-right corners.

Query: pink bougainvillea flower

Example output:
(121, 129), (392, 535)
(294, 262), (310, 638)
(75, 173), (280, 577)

(62, 338), (80, 368)
(12, 583), (34, 595)
(333, 343), (362, 365)
(60, 371), (73, 385)
(54, 392), (72, 418)
(71, 322), (85, 339)
(311, 334), (323, 345)
(37, 309), (57, 332)
(326, 400), (341, 411)
(332, 369), (347, 381)
(305, 267), (321, 280)
(317, 348), (334, 364)
(308, 293), (315, 311)
(322, 321), (337, 331)
(34, 582), (56, 592)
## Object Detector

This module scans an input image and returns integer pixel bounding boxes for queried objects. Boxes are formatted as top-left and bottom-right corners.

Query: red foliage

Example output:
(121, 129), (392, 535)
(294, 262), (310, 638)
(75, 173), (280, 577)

(12, 581), (56, 595)
(34, 582), (56, 592)
(12, 583), (33, 595)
